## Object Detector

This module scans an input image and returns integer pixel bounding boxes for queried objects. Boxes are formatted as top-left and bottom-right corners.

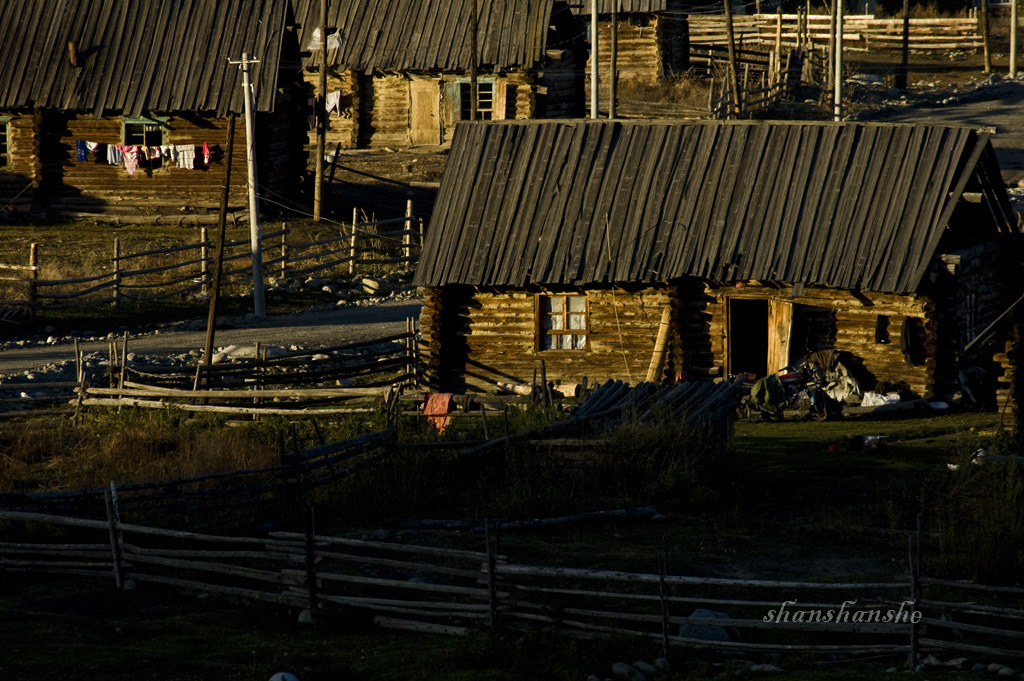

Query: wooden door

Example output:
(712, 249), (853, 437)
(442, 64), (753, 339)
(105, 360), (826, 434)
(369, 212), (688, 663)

(409, 79), (440, 146)
(767, 299), (794, 373)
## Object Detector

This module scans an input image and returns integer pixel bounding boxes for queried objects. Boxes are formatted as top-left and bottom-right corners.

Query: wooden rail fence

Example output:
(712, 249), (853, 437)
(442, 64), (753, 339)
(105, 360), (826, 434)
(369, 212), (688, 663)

(4, 509), (1024, 664)
(0, 212), (423, 315)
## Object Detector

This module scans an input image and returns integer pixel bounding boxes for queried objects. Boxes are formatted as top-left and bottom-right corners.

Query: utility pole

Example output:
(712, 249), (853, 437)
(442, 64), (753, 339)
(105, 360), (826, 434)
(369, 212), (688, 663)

(229, 52), (266, 318)
(313, 0), (328, 221)
(202, 115), (236, 371)
(470, 0), (478, 120)
(896, 0), (909, 89)
(1011, 0), (1018, 79)
(610, 0), (618, 119)
(834, 0), (843, 121)
(591, 0), (599, 118)
(981, 0), (992, 74)
(724, 0), (741, 117)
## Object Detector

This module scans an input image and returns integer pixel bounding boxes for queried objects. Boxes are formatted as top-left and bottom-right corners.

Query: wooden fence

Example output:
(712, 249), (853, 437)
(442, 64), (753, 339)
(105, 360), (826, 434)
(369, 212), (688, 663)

(4, 509), (1024, 663)
(689, 13), (984, 53)
(0, 212), (423, 316)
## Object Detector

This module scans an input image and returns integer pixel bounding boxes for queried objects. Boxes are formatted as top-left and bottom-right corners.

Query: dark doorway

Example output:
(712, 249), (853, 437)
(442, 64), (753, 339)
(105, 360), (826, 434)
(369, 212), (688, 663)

(729, 298), (768, 376)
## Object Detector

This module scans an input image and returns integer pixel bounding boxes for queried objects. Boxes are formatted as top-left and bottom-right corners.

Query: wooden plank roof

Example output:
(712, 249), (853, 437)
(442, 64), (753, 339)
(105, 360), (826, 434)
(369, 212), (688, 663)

(414, 120), (1017, 294)
(0, 0), (288, 117)
(292, 0), (559, 72)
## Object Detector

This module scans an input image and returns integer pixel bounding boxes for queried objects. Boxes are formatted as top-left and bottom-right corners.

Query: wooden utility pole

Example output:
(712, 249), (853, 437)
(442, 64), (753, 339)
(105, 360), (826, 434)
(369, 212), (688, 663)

(202, 115), (237, 371)
(834, 0), (843, 121)
(1011, 0), (1018, 79)
(896, 0), (909, 89)
(724, 0), (741, 116)
(470, 0), (478, 120)
(591, 0), (599, 118)
(981, 0), (992, 73)
(313, 0), (328, 220)
(610, 0), (618, 119)
(827, 0), (836, 89)
(230, 52), (266, 317)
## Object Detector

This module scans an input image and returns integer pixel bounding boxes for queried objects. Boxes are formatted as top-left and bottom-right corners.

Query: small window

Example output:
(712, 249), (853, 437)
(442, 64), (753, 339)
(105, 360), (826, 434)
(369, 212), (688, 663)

(538, 294), (588, 351)
(459, 82), (493, 120)
(0, 119), (9, 168)
(122, 118), (167, 169)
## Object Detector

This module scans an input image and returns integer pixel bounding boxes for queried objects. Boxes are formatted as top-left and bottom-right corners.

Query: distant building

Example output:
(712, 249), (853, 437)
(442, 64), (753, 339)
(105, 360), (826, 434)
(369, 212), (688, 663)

(415, 119), (1022, 407)
(291, 0), (585, 150)
(0, 0), (307, 223)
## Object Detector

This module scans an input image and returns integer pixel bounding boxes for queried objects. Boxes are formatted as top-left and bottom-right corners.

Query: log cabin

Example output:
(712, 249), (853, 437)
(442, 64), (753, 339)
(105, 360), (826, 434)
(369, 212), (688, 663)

(572, 0), (691, 106)
(0, 0), (306, 223)
(289, 0), (585, 150)
(414, 119), (1022, 410)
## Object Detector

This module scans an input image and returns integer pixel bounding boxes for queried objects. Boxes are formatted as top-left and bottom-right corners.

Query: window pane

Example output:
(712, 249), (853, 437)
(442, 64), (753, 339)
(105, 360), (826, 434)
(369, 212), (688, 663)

(567, 296), (585, 312)
(573, 334), (587, 350)
(550, 315), (563, 330)
(548, 297), (563, 312)
(557, 334), (571, 350)
(568, 313), (585, 330)
(0, 123), (8, 167)
(541, 334), (554, 350)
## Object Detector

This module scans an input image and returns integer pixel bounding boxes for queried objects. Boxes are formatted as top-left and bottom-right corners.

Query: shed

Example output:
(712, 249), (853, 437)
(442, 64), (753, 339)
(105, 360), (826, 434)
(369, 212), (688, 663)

(414, 119), (1021, 404)
(571, 0), (690, 107)
(290, 0), (584, 150)
(0, 0), (305, 222)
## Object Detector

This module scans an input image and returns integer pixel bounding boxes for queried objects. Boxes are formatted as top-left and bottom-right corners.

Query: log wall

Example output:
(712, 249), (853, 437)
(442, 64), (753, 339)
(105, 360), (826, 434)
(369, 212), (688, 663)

(0, 112), (39, 210)
(52, 114), (251, 222)
(700, 284), (936, 397)
(419, 285), (682, 392)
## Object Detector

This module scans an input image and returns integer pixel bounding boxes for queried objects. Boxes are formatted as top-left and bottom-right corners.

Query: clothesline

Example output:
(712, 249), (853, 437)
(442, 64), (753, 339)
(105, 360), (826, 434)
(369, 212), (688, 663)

(75, 140), (213, 175)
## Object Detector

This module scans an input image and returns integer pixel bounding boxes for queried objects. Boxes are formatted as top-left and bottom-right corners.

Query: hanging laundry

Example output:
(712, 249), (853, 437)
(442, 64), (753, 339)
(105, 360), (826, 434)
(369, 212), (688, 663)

(85, 142), (100, 154)
(148, 146), (162, 160)
(75, 140), (87, 162)
(123, 145), (139, 176)
(202, 142), (210, 166)
(325, 90), (342, 115)
(141, 146), (150, 161)
(107, 144), (123, 165)
(177, 144), (196, 170)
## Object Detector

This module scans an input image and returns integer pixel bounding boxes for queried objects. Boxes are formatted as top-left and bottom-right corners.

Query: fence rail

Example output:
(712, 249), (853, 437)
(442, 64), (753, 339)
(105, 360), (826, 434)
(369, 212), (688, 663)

(0, 210), (423, 316)
(4, 508), (1024, 663)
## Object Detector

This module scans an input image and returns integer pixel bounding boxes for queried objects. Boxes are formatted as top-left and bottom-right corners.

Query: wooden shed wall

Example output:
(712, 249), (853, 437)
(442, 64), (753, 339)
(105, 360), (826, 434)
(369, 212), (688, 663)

(696, 284), (936, 398)
(0, 112), (39, 210)
(419, 285), (682, 392)
(52, 114), (250, 222)
(585, 14), (689, 103)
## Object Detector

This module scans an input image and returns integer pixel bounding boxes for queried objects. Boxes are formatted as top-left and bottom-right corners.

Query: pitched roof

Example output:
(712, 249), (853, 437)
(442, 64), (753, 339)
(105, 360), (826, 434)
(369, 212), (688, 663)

(292, 0), (560, 72)
(0, 0), (288, 117)
(414, 120), (1017, 294)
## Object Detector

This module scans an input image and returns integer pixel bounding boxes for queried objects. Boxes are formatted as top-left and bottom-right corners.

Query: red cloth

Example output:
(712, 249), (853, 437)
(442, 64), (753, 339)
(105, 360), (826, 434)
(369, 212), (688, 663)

(423, 393), (454, 432)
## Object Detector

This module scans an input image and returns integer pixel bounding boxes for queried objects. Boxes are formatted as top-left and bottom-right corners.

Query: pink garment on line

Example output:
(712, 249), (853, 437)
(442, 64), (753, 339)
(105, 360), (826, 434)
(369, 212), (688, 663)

(422, 393), (454, 433)
(122, 145), (139, 176)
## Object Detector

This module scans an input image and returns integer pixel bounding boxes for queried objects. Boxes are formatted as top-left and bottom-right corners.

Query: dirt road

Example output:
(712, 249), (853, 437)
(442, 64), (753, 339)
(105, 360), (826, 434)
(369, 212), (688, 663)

(0, 298), (421, 376)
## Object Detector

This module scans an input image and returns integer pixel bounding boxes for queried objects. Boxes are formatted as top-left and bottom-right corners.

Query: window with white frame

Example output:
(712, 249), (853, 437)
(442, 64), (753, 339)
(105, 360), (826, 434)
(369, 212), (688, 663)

(121, 117), (167, 168)
(538, 294), (589, 350)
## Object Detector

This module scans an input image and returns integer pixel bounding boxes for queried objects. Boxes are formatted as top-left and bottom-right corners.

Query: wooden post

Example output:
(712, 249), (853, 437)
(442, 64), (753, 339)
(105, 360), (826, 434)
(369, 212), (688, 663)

(480, 403), (489, 440)
(202, 114), (236, 374)
(303, 498), (318, 624)
(1012, 0), (1019, 79)
(27, 242), (37, 320)
(896, 0), (909, 89)
(104, 490), (124, 589)
(280, 225), (288, 279)
(470, 0), (479, 121)
(659, 538), (670, 660)
(591, 0), (599, 118)
(196, 226), (208, 295)
(906, 515), (922, 670)
(834, 0), (843, 121)
(313, 0), (328, 221)
(111, 238), (120, 308)
(724, 0), (742, 117)
(120, 331), (129, 389)
(775, 9), (783, 81)
(645, 308), (672, 383)
(981, 0), (992, 74)
(828, 0), (836, 89)
(350, 208), (359, 274)
(486, 519), (498, 628)
(403, 198), (413, 261)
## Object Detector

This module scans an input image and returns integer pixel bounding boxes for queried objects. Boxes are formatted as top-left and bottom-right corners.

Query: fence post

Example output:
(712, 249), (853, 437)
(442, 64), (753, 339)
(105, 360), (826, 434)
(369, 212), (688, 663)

(350, 208), (359, 275)
(403, 198), (413, 262)
(200, 226), (209, 294)
(104, 490), (124, 589)
(27, 243), (37, 320)
(906, 518), (921, 670)
(112, 238), (120, 308)
(485, 519), (498, 628)
(280, 224), (288, 280)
